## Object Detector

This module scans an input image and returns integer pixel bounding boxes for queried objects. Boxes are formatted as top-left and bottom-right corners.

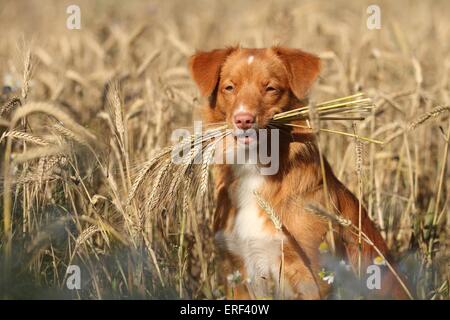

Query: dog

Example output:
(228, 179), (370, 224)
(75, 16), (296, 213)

(188, 46), (408, 299)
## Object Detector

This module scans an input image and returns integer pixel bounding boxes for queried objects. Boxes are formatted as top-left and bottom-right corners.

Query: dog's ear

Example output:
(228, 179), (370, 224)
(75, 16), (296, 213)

(273, 47), (321, 100)
(189, 47), (235, 97)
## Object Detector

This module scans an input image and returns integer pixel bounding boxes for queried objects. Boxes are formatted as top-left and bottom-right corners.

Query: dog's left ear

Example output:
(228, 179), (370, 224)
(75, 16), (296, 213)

(273, 47), (321, 100)
(189, 47), (236, 97)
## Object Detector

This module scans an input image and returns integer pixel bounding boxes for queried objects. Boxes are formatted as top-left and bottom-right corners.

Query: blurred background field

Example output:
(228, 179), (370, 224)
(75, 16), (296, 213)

(0, 0), (449, 299)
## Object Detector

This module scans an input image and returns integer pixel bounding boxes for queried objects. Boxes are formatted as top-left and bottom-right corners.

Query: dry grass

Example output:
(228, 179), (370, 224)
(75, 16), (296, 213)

(0, 0), (449, 299)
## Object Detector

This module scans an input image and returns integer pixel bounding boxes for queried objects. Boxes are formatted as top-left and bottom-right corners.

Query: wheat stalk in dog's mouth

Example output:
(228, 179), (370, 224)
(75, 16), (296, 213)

(127, 93), (379, 211)
(271, 93), (383, 144)
(272, 93), (372, 121)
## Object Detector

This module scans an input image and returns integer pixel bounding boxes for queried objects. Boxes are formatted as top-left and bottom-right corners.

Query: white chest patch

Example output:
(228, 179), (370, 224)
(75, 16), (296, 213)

(216, 164), (291, 298)
(232, 165), (265, 240)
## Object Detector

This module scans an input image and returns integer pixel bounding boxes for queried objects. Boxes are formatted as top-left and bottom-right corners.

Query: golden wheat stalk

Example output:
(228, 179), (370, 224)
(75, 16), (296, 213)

(9, 102), (98, 146)
(21, 49), (32, 100)
(253, 191), (282, 231)
(14, 172), (59, 184)
(276, 123), (383, 144)
(272, 93), (372, 121)
(12, 145), (68, 163)
(253, 190), (286, 298)
(168, 141), (203, 198)
(126, 146), (173, 205)
(408, 105), (450, 130)
(127, 127), (227, 203)
(199, 142), (216, 200)
(271, 93), (382, 144)
(0, 130), (49, 146)
(144, 158), (172, 211)
(0, 97), (22, 117)
(52, 123), (89, 147)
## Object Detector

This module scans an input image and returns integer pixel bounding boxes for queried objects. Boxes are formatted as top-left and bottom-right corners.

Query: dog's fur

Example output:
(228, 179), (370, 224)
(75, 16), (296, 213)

(189, 46), (407, 299)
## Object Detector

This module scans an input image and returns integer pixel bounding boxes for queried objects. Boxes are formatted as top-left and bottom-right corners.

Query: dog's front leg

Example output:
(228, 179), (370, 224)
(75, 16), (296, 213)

(279, 241), (330, 299)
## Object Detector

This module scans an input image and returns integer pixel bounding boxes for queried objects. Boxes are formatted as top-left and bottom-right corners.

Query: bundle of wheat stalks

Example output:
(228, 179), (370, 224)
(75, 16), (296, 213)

(127, 92), (378, 213)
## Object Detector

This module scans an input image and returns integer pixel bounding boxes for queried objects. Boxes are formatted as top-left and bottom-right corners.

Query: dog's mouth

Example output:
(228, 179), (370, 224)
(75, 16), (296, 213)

(232, 128), (258, 145)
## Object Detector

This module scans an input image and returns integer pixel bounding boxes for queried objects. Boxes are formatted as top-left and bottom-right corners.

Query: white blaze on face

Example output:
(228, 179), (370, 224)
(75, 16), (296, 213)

(237, 103), (247, 113)
(247, 55), (254, 65)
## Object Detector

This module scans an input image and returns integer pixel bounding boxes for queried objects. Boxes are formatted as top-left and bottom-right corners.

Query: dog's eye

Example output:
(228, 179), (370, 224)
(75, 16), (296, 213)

(266, 86), (277, 92)
(224, 85), (234, 92)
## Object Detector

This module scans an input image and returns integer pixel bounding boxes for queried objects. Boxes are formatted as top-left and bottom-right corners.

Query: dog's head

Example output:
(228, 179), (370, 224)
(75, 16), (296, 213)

(189, 47), (320, 144)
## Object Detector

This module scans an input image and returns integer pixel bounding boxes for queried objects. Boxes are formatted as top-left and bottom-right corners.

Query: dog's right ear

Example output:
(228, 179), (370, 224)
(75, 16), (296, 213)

(189, 47), (235, 97)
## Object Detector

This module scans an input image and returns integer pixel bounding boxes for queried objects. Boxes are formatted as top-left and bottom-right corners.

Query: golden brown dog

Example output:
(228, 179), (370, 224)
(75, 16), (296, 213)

(189, 46), (408, 299)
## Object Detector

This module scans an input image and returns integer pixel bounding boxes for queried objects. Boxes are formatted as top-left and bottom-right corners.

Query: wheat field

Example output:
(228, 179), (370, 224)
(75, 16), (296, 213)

(0, 0), (449, 299)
